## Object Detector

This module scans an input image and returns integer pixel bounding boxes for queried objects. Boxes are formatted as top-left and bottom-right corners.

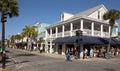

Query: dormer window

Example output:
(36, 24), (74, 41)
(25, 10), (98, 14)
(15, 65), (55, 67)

(98, 11), (100, 19)
(62, 14), (64, 21)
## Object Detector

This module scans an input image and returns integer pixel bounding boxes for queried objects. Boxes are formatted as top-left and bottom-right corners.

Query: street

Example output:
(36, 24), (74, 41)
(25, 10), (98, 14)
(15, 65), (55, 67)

(5, 48), (120, 71)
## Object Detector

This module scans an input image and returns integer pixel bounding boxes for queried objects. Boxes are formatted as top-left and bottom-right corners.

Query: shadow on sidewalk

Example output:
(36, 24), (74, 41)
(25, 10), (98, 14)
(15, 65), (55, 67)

(12, 53), (37, 58)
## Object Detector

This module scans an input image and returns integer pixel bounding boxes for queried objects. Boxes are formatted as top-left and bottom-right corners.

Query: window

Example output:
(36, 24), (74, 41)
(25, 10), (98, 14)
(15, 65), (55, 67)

(98, 11), (100, 19)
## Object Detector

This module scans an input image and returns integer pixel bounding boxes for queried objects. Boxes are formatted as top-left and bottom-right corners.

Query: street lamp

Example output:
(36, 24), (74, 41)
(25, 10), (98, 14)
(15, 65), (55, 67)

(1, 12), (8, 69)
(76, 29), (83, 59)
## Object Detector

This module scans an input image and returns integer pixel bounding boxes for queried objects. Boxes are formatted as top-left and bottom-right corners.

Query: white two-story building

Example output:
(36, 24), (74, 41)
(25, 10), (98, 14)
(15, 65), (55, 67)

(45, 4), (119, 58)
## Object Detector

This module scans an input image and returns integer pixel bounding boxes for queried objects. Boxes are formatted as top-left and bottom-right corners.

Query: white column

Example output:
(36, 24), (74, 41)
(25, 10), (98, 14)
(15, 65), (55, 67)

(50, 28), (52, 38)
(50, 28), (52, 53)
(70, 23), (73, 37)
(62, 25), (65, 37)
(116, 27), (118, 36)
(62, 44), (65, 55)
(45, 30), (48, 40)
(91, 22), (94, 36)
(101, 24), (103, 37)
(56, 27), (58, 38)
(55, 44), (58, 54)
(80, 19), (83, 31)
(50, 41), (53, 53)
(109, 26), (111, 37)
(45, 30), (48, 53)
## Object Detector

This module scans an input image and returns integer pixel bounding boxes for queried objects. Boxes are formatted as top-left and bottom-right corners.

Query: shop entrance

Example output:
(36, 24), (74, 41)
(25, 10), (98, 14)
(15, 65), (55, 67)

(58, 45), (62, 54)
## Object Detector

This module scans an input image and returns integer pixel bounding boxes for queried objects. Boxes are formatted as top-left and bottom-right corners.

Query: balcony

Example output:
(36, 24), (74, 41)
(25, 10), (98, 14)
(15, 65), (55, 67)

(83, 29), (92, 36)
(64, 31), (70, 37)
(94, 30), (101, 37)
(47, 29), (111, 39)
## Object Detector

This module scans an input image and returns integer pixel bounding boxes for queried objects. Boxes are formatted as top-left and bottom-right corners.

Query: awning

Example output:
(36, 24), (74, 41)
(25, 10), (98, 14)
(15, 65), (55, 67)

(98, 37), (120, 45)
(52, 36), (120, 45)
(53, 36), (104, 44)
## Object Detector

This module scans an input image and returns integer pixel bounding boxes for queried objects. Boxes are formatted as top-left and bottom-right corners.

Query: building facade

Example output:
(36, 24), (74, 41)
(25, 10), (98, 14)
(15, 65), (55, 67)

(34, 22), (50, 51)
(45, 5), (119, 58)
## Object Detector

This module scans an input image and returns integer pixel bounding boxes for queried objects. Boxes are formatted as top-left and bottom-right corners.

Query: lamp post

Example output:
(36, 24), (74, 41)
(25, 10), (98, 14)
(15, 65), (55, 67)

(76, 29), (83, 59)
(1, 12), (7, 69)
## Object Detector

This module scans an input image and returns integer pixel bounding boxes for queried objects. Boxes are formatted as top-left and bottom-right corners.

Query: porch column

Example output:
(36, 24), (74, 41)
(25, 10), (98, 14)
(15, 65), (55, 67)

(80, 44), (84, 59)
(116, 27), (118, 36)
(56, 27), (58, 38)
(49, 40), (52, 53)
(62, 44), (65, 55)
(55, 44), (58, 54)
(62, 25), (65, 37)
(70, 23), (73, 37)
(50, 28), (52, 38)
(45, 30), (48, 40)
(91, 22), (94, 36)
(109, 26), (111, 37)
(50, 28), (53, 53)
(80, 19), (83, 31)
(45, 30), (48, 53)
(101, 24), (103, 37)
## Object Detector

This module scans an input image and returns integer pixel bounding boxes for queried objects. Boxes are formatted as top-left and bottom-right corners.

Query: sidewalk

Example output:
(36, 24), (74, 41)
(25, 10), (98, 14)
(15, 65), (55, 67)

(0, 59), (16, 71)
(12, 49), (120, 62)
(29, 50), (108, 62)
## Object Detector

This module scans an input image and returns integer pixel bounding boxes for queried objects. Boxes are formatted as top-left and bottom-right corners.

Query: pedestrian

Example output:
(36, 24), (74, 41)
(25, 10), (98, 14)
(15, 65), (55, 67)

(40, 46), (43, 53)
(83, 48), (88, 59)
(0, 47), (2, 55)
(111, 47), (115, 57)
(65, 52), (72, 62)
(90, 48), (94, 58)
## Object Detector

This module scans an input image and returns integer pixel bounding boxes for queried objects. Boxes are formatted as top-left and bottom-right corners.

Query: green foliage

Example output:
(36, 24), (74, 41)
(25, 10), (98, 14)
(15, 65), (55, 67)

(103, 9), (120, 26)
(22, 25), (37, 37)
(37, 38), (45, 44)
(0, 0), (19, 17)
(118, 32), (120, 36)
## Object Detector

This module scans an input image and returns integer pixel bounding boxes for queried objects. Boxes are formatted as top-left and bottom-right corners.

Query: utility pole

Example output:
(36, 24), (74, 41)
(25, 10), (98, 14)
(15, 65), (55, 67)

(1, 13), (7, 69)
(76, 29), (83, 59)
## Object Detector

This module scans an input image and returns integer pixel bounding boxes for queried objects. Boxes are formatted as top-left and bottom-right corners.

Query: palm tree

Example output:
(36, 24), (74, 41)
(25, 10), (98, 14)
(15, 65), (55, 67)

(22, 25), (37, 50)
(23, 25), (37, 38)
(0, 0), (19, 68)
(10, 35), (15, 45)
(103, 9), (120, 53)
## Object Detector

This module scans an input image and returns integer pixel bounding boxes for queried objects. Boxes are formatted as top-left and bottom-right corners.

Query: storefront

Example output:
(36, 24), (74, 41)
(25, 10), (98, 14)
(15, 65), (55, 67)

(53, 36), (120, 59)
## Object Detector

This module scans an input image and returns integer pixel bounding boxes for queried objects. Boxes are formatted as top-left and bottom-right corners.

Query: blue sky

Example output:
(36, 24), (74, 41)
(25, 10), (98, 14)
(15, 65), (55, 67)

(0, 0), (120, 39)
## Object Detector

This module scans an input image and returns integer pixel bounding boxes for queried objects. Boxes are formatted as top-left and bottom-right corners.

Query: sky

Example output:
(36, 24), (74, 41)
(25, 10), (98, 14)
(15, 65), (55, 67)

(0, 0), (120, 39)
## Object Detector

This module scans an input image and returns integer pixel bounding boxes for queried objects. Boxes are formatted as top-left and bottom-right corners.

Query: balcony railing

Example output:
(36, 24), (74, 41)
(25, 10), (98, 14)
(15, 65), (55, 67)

(57, 32), (62, 38)
(94, 30), (101, 37)
(47, 29), (111, 38)
(52, 34), (56, 38)
(103, 32), (109, 37)
(64, 31), (70, 37)
(83, 29), (92, 36)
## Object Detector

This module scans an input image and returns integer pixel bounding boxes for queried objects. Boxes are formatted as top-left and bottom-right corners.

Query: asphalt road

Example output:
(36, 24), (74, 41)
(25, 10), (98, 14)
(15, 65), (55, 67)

(6, 48), (120, 71)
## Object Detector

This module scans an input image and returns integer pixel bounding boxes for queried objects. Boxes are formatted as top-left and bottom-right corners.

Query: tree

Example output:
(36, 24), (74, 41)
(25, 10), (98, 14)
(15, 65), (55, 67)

(10, 35), (15, 45)
(23, 25), (37, 38)
(103, 9), (120, 53)
(37, 38), (45, 44)
(118, 32), (120, 36)
(14, 34), (22, 43)
(22, 26), (37, 50)
(0, 0), (19, 68)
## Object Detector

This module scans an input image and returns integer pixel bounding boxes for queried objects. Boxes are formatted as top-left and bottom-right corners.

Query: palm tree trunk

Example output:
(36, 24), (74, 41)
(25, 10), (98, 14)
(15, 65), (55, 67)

(107, 26), (112, 53)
